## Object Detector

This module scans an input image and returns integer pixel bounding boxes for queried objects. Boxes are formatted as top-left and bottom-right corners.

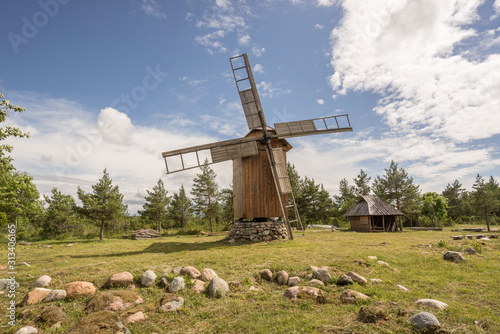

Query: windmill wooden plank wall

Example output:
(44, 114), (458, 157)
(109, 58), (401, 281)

(233, 128), (291, 219)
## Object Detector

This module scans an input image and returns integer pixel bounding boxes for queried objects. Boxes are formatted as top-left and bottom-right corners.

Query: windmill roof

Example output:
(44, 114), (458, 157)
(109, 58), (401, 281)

(343, 195), (405, 217)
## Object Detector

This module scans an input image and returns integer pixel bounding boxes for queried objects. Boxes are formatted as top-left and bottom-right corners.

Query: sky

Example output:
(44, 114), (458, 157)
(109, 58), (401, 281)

(1, 0), (500, 214)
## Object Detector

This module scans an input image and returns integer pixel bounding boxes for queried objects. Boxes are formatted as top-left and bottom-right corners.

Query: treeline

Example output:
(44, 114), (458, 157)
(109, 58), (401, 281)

(1, 93), (500, 240)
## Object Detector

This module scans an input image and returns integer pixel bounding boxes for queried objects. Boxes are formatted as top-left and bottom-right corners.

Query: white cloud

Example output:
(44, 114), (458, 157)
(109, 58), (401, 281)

(141, 0), (166, 19)
(257, 81), (291, 98)
(252, 46), (266, 57)
(317, 0), (337, 7)
(253, 64), (264, 73)
(4, 93), (232, 214)
(216, 0), (231, 10)
(326, 0), (500, 190)
(316, 99), (325, 105)
(493, 0), (500, 19)
(238, 34), (251, 46)
(315, 23), (324, 29)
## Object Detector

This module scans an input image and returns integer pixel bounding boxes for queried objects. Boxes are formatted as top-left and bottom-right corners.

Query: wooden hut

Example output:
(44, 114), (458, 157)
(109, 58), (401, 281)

(343, 195), (404, 232)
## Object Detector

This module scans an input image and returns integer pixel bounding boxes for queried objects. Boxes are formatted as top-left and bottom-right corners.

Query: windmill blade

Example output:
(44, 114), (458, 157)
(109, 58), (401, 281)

(230, 54), (267, 130)
(162, 137), (259, 174)
(273, 114), (353, 139)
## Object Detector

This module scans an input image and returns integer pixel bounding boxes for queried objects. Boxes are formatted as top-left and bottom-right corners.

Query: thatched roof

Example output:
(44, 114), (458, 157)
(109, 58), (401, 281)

(343, 195), (404, 217)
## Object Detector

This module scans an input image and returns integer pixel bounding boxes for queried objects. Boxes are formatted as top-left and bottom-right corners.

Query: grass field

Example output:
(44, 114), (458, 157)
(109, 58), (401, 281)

(1, 226), (499, 333)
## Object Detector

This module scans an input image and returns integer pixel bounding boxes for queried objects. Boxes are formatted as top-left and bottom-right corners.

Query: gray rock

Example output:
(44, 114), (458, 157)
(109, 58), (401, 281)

(463, 247), (478, 255)
(416, 299), (448, 311)
(15, 326), (38, 334)
(410, 312), (441, 333)
(208, 277), (229, 298)
(308, 279), (325, 287)
(32, 275), (51, 288)
(43, 289), (66, 302)
(168, 277), (186, 293)
(259, 269), (273, 281)
(288, 276), (300, 286)
(276, 270), (289, 285)
(311, 266), (332, 283)
(180, 266), (201, 279)
(0, 278), (19, 290)
(159, 277), (169, 288)
(346, 271), (367, 285)
(336, 275), (354, 286)
(171, 267), (182, 275)
(140, 270), (157, 287)
(443, 251), (467, 262)
(284, 286), (322, 299)
(159, 294), (184, 312)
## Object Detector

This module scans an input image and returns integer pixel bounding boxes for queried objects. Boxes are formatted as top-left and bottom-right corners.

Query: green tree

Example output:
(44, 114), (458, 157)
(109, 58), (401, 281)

(77, 168), (128, 240)
(1, 93), (29, 160)
(442, 180), (469, 220)
(43, 188), (79, 238)
(353, 169), (371, 197)
(169, 185), (193, 228)
(421, 192), (448, 226)
(140, 178), (170, 233)
(191, 160), (219, 232)
(219, 187), (234, 227)
(373, 161), (420, 230)
(472, 174), (500, 232)
(334, 178), (357, 215)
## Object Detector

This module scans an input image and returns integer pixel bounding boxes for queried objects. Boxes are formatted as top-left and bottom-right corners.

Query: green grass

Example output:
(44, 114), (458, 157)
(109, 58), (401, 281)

(1, 225), (499, 333)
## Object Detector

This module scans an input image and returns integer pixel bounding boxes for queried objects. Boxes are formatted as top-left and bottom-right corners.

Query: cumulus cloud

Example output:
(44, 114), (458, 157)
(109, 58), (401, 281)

(141, 0), (167, 19)
(316, 99), (325, 105)
(317, 0), (337, 7)
(4, 93), (232, 214)
(315, 23), (324, 29)
(253, 64), (264, 73)
(257, 81), (291, 98)
(325, 0), (500, 189)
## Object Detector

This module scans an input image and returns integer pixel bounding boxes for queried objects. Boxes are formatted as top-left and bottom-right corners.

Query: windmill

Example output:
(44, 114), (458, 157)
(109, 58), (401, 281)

(162, 54), (352, 240)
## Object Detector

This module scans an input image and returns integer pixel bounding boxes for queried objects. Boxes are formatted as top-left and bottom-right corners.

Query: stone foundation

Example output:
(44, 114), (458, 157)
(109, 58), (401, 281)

(228, 220), (288, 242)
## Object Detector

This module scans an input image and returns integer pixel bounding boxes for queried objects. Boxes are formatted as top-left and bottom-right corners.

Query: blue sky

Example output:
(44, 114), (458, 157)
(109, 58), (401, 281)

(2, 0), (500, 214)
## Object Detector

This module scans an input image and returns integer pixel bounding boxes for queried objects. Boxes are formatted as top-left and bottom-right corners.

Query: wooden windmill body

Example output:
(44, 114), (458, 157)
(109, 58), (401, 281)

(162, 54), (353, 240)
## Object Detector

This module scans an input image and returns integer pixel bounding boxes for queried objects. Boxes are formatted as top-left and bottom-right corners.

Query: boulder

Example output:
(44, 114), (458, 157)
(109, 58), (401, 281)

(180, 266), (201, 279)
(410, 312), (441, 333)
(14, 326), (38, 334)
(139, 270), (157, 287)
(340, 289), (370, 304)
(308, 279), (325, 287)
(288, 276), (300, 286)
(123, 311), (146, 324)
(463, 247), (478, 255)
(86, 291), (144, 312)
(200, 268), (218, 282)
(37, 305), (66, 327)
(65, 310), (130, 334)
(159, 294), (184, 312)
(20, 288), (52, 307)
(208, 277), (229, 298)
(43, 289), (67, 302)
(104, 272), (134, 288)
(276, 270), (289, 285)
(336, 275), (354, 286)
(65, 281), (96, 298)
(284, 286), (322, 300)
(346, 271), (367, 285)
(0, 278), (19, 290)
(168, 277), (186, 293)
(171, 267), (182, 275)
(259, 269), (273, 281)
(377, 260), (391, 267)
(159, 277), (169, 288)
(443, 251), (467, 262)
(311, 266), (331, 283)
(192, 279), (206, 294)
(31, 275), (51, 288)
(416, 299), (448, 311)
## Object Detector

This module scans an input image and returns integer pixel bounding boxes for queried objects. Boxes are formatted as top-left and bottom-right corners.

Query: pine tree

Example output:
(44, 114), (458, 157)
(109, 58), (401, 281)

(353, 169), (371, 197)
(334, 178), (357, 215)
(191, 160), (219, 232)
(372, 161), (420, 230)
(77, 168), (128, 240)
(43, 188), (78, 238)
(472, 174), (500, 232)
(442, 180), (467, 219)
(140, 178), (170, 233)
(169, 185), (193, 228)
